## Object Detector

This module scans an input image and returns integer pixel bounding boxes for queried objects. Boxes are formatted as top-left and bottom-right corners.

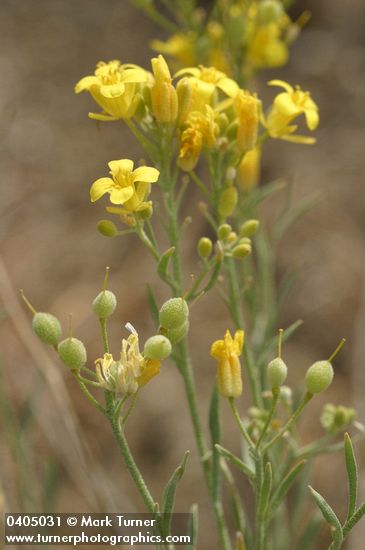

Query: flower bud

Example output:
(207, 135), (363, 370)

(159, 297), (189, 330)
(267, 357), (288, 388)
(151, 55), (178, 123)
(217, 224), (232, 240)
(226, 232), (238, 244)
(232, 243), (252, 259)
(144, 335), (172, 360)
(305, 360), (334, 394)
(92, 290), (117, 319)
(321, 404), (357, 434)
(257, 0), (284, 24)
(218, 186), (238, 220)
(198, 237), (213, 259)
(32, 312), (62, 346)
(97, 220), (118, 237)
(58, 337), (87, 370)
(237, 147), (261, 191)
(176, 77), (194, 123)
(163, 320), (190, 344)
(239, 219), (260, 238)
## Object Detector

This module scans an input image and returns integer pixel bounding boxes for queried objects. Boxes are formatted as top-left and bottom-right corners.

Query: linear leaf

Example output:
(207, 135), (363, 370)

(269, 460), (307, 518)
(258, 462), (272, 521)
(162, 451), (190, 535)
(187, 503), (199, 550)
(157, 246), (175, 282)
(209, 385), (221, 500)
(309, 486), (343, 549)
(344, 433), (358, 520)
(215, 444), (255, 480)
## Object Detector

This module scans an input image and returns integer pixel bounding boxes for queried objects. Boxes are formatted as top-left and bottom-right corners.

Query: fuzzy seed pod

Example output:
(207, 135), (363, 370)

(159, 298), (189, 330)
(197, 237), (213, 259)
(58, 337), (87, 370)
(164, 320), (190, 344)
(97, 220), (118, 237)
(305, 360), (334, 394)
(267, 357), (288, 388)
(92, 290), (117, 319)
(144, 335), (172, 360)
(32, 312), (62, 346)
(239, 219), (260, 238)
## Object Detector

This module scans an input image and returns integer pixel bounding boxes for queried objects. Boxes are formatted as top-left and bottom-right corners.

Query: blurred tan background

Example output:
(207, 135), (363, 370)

(0, 0), (364, 548)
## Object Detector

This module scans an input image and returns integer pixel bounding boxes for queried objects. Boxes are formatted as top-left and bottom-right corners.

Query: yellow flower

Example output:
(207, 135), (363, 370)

(248, 23), (289, 68)
(151, 33), (197, 67)
(150, 55), (178, 123)
(234, 90), (261, 151)
(75, 60), (150, 120)
(95, 324), (160, 395)
(175, 65), (239, 110)
(90, 159), (159, 213)
(178, 106), (219, 171)
(237, 146), (261, 191)
(211, 330), (244, 398)
(265, 80), (319, 143)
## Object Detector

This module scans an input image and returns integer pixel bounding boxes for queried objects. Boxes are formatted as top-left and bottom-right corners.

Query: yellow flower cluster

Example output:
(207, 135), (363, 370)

(76, 55), (319, 219)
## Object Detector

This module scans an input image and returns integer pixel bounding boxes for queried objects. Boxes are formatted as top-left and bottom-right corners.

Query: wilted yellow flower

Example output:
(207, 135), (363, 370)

(150, 55), (178, 123)
(75, 60), (150, 120)
(234, 90), (261, 151)
(151, 33), (197, 67)
(211, 330), (244, 398)
(237, 146), (261, 191)
(90, 159), (159, 213)
(95, 324), (160, 395)
(265, 80), (319, 143)
(178, 106), (219, 171)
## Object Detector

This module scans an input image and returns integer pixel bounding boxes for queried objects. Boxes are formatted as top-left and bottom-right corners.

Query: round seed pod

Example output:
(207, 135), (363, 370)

(32, 312), (62, 346)
(92, 290), (117, 319)
(159, 298), (189, 330)
(198, 237), (213, 259)
(267, 357), (288, 388)
(97, 220), (118, 237)
(58, 337), (87, 370)
(305, 360), (334, 394)
(165, 320), (190, 344)
(144, 335), (172, 360)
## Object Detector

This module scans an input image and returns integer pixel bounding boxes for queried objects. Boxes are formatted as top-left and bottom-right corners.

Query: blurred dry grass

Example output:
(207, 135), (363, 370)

(0, 0), (364, 548)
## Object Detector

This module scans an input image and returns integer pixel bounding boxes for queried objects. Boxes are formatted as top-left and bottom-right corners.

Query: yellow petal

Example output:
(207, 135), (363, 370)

(274, 92), (301, 117)
(304, 107), (319, 131)
(217, 77), (239, 97)
(268, 80), (294, 94)
(211, 339), (225, 360)
(100, 83), (125, 98)
(74, 76), (98, 93)
(233, 330), (244, 355)
(108, 159), (134, 175)
(109, 186), (134, 205)
(175, 67), (200, 78)
(121, 68), (149, 83)
(133, 166), (160, 183)
(88, 112), (119, 121)
(280, 134), (316, 144)
(90, 178), (113, 202)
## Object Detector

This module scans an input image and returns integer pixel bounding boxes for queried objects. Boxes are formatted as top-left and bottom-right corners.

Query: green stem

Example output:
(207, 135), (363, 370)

(263, 393), (313, 454)
(99, 318), (109, 353)
(256, 389), (280, 449)
(74, 375), (106, 416)
(229, 398), (255, 449)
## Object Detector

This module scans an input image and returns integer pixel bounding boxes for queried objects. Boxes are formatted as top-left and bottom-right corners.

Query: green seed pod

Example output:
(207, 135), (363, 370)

(164, 320), (190, 344)
(159, 297), (189, 330)
(267, 357), (288, 388)
(218, 186), (238, 220)
(239, 219), (260, 238)
(232, 243), (252, 259)
(305, 360), (334, 394)
(32, 312), (62, 346)
(257, 0), (284, 25)
(58, 337), (87, 370)
(92, 290), (117, 319)
(198, 237), (213, 259)
(97, 220), (118, 237)
(217, 224), (232, 240)
(144, 335), (172, 360)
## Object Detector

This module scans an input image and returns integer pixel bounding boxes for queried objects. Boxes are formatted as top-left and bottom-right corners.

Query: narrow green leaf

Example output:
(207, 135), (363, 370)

(187, 503), (199, 550)
(215, 444), (255, 480)
(243, 179), (287, 211)
(343, 500), (365, 538)
(157, 246), (175, 282)
(308, 486), (343, 549)
(145, 283), (159, 325)
(269, 460), (307, 518)
(220, 459), (248, 535)
(344, 432), (358, 520)
(273, 192), (321, 243)
(258, 462), (272, 521)
(296, 512), (323, 550)
(162, 451), (190, 535)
